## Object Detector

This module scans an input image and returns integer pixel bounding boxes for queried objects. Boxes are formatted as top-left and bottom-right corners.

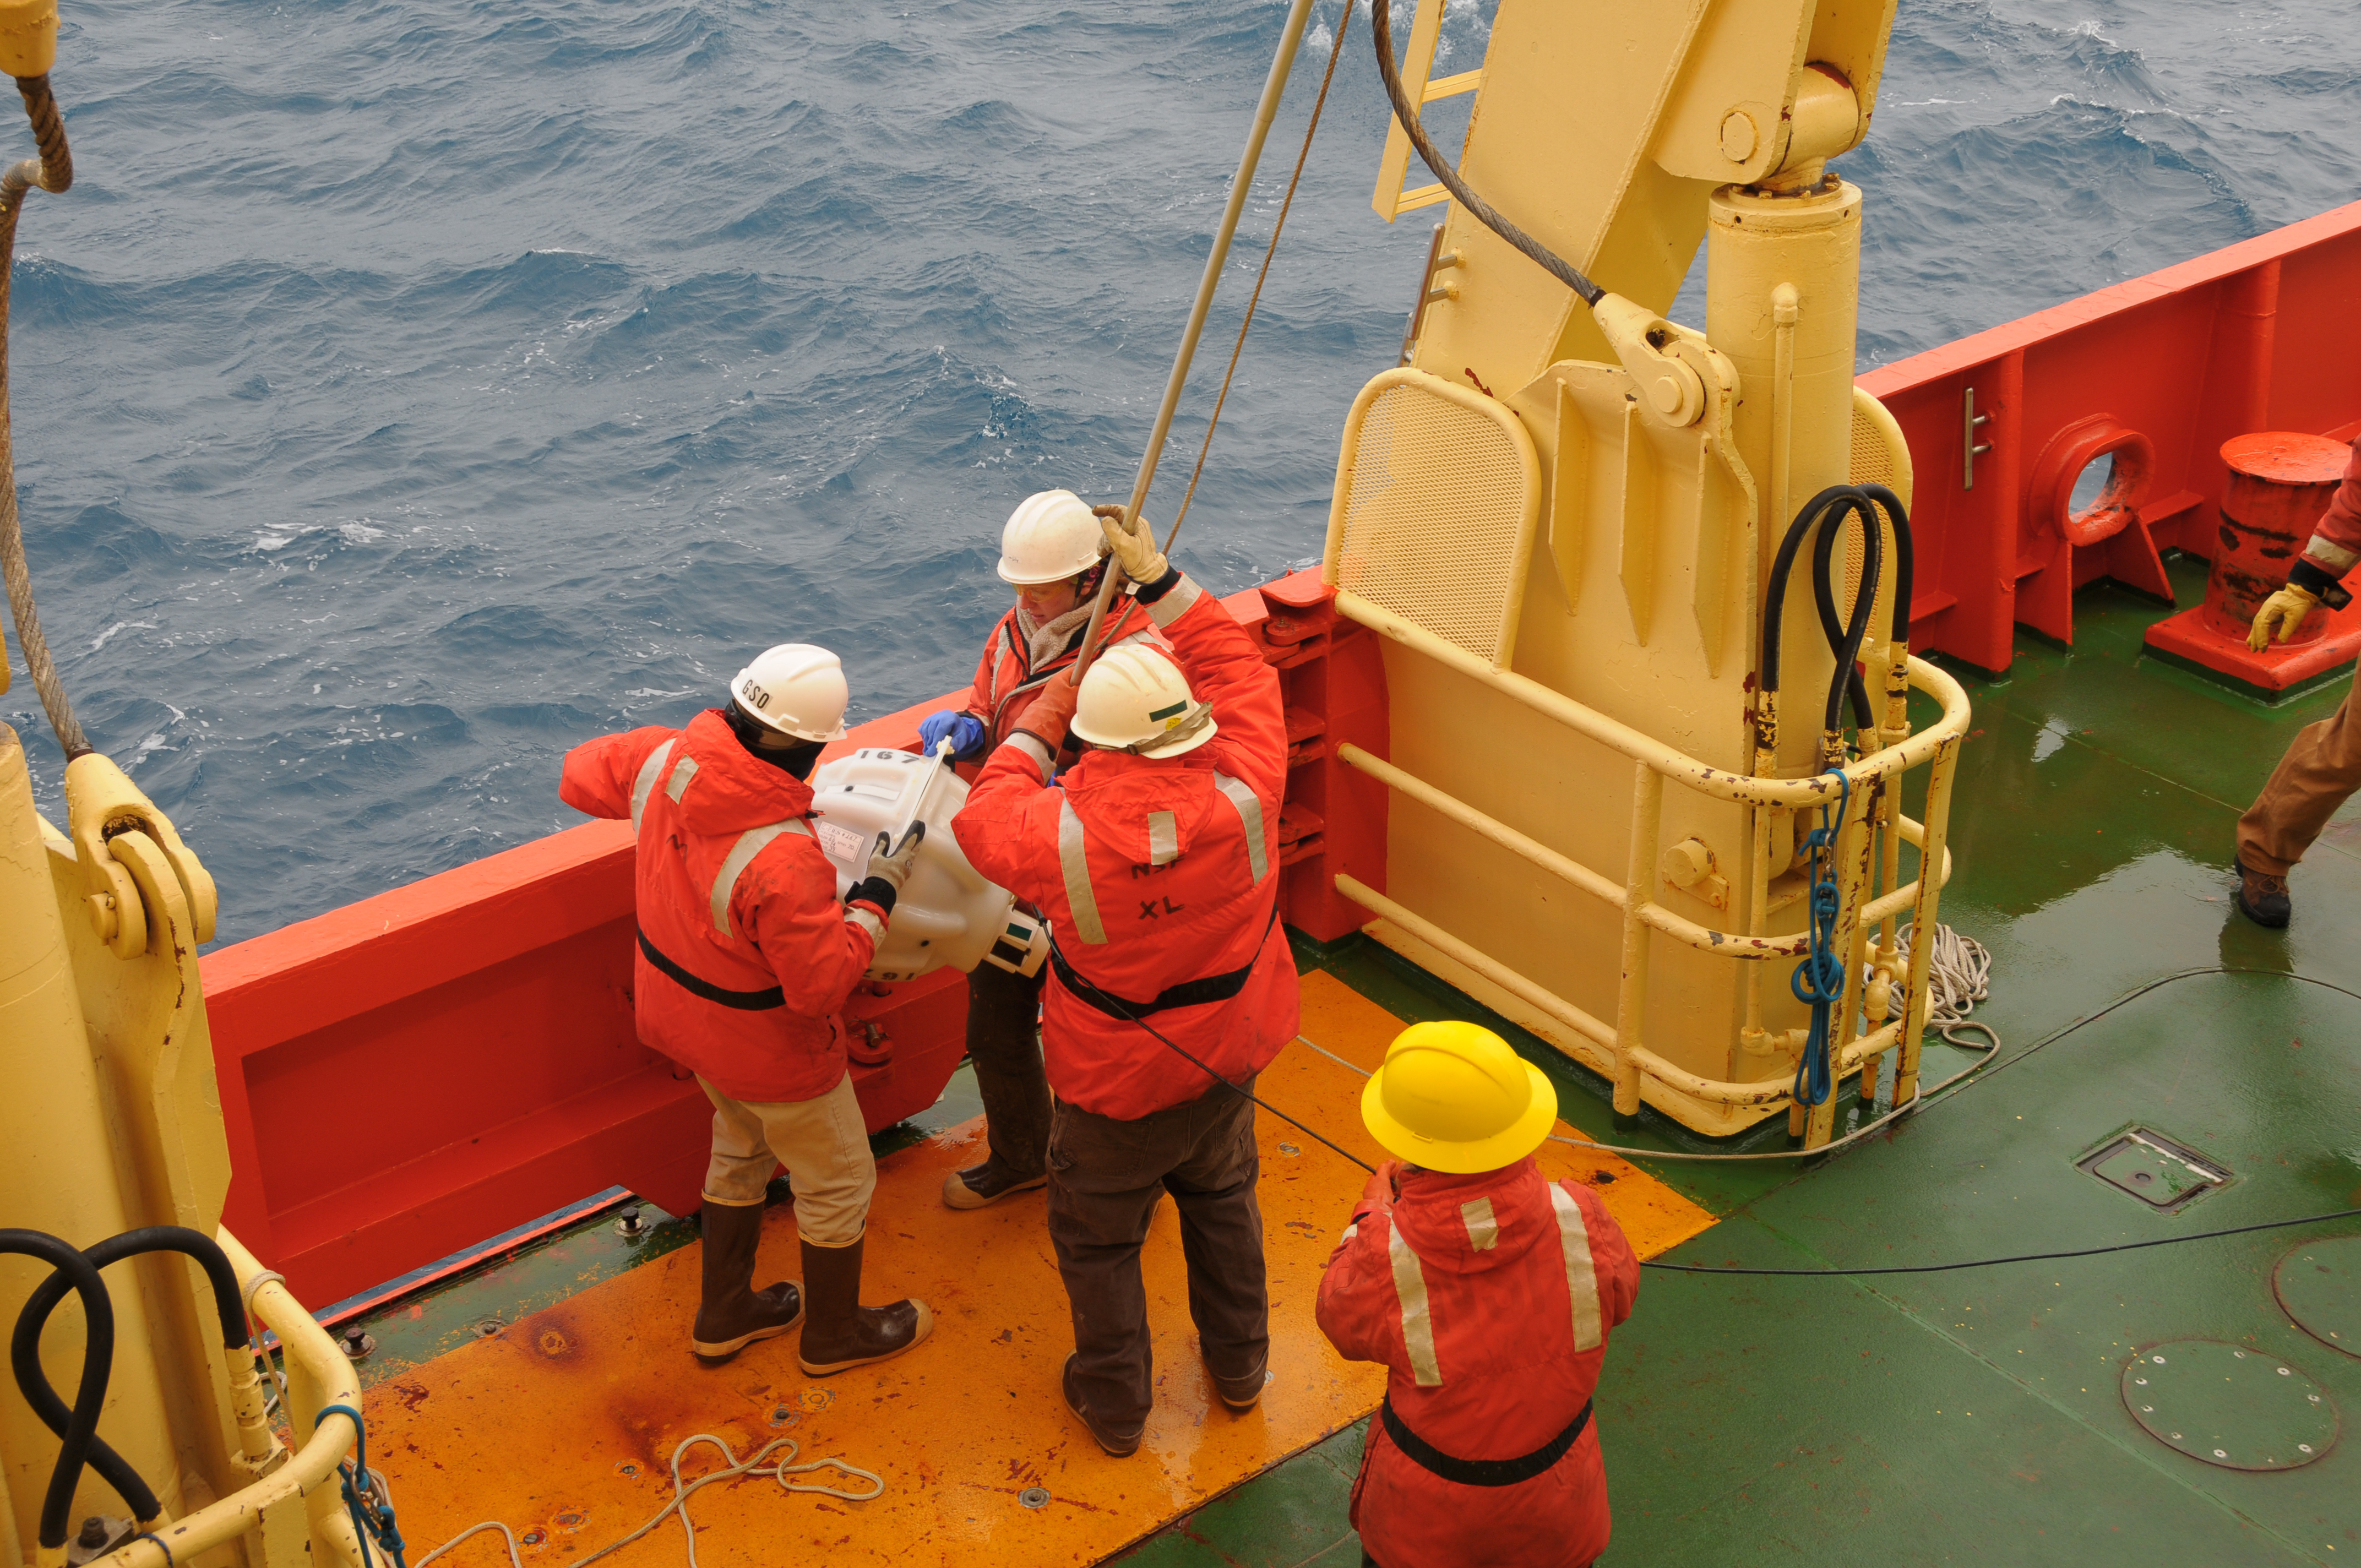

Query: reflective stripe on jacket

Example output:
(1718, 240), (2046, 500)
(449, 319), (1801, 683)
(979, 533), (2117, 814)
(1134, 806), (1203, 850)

(952, 574), (1300, 1119)
(559, 709), (883, 1103)
(1315, 1157), (1641, 1568)
(2298, 437), (2361, 576)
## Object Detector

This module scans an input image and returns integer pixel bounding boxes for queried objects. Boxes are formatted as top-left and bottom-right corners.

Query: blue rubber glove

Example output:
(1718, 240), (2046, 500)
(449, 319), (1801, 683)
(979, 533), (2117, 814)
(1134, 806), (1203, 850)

(918, 710), (988, 761)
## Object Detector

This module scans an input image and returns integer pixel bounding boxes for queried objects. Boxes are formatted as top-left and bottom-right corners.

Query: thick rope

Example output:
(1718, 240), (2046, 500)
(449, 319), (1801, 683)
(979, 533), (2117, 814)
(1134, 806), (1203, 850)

(0, 72), (88, 758)
(1165, 0), (1353, 549)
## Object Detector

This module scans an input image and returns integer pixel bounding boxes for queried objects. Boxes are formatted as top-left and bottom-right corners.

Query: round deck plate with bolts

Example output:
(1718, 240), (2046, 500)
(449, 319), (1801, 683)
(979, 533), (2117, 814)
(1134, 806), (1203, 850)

(1018, 1488), (1051, 1510)
(2275, 1235), (2361, 1359)
(2120, 1341), (2337, 1469)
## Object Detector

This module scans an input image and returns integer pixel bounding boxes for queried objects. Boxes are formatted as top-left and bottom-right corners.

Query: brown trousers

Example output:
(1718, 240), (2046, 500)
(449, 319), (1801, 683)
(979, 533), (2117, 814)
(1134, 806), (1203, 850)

(966, 959), (1051, 1179)
(2238, 675), (2361, 876)
(1046, 1077), (1270, 1431)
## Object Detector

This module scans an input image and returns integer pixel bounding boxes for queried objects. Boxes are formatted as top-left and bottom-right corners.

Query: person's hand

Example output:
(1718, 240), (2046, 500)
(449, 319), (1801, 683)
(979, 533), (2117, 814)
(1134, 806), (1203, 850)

(1020, 668), (1081, 748)
(1094, 505), (1169, 586)
(2249, 584), (2319, 651)
(849, 821), (924, 916)
(918, 709), (987, 760)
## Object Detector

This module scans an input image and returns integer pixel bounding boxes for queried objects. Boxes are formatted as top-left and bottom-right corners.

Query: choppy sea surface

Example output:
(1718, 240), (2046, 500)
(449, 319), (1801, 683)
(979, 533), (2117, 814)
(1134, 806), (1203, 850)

(4, 0), (2357, 945)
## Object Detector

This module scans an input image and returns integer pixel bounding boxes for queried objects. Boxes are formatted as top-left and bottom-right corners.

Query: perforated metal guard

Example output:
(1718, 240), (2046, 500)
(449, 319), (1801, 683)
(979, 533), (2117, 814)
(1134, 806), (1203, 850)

(1324, 369), (1539, 667)
(1841, 388), (1917, 664)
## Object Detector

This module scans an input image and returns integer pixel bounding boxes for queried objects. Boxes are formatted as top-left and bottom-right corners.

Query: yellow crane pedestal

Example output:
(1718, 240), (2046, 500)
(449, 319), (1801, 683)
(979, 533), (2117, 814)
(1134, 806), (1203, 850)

(1331, 0), (1965, 1147)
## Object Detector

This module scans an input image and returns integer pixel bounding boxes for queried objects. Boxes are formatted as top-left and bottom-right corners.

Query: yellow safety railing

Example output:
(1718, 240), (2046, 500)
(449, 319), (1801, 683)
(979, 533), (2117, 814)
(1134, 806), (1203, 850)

(95, 1230), (367, 1568)
(1329, 591), (1971, 1148)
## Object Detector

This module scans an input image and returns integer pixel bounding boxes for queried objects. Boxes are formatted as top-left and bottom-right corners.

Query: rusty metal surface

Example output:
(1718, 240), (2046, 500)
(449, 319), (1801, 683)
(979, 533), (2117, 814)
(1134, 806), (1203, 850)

(366, 970), (1713, 1566)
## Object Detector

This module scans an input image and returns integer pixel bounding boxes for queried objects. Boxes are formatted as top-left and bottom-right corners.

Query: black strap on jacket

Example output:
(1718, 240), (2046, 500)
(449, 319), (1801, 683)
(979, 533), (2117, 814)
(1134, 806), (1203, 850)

(1379, 1395), (1592, 1488)
(1047, 902), (1279, 1020)
(637, 927), (786, 1011)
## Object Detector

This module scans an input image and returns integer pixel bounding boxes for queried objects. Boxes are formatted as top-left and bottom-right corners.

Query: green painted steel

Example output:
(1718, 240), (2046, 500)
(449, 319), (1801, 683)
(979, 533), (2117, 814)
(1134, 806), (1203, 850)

(2120, 1341), (2337, 1471)
(2277, 1238), (2361, 1360)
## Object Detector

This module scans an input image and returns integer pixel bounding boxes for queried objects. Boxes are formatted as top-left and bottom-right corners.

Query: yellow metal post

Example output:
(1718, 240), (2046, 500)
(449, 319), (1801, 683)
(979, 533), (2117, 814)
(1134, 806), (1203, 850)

(1611, 762), (1661, 1121)
(1895, 735), (1962, 1107)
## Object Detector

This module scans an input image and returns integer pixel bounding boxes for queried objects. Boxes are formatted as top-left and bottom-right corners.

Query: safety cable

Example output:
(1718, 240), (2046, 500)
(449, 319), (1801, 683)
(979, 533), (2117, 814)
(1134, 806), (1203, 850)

(1367, 0), (1603, 307)
(0, 70), (89, 758)
(1642, 1207), (2361, 1277)
(1164, 0), (1352, 547)
(407, 1431), (883, 1568)
(1056, 951), (1380, 1175)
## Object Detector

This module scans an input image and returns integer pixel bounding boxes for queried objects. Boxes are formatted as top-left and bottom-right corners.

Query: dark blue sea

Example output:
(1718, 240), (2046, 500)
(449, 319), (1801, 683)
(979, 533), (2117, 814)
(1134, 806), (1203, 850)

(4, 0), (2356, 945)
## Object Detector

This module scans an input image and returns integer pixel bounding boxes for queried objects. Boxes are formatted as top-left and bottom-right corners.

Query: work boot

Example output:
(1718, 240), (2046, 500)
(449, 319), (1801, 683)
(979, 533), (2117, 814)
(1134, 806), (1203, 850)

(941, 1155), (1048, 1211)
(1063, 1354), (1144, 1457)
(2234, 857), (2291, 928)
(1204, 1347), (1268, 1412)
(689, 1202), (802, 1362)
(796, 1238), (932, 1375)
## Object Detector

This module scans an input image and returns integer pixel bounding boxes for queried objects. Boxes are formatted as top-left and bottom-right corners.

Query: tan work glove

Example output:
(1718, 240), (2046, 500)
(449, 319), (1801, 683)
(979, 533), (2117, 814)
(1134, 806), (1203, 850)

(1093, 505), (1168, 586)
(2248, 584), (2319, 651)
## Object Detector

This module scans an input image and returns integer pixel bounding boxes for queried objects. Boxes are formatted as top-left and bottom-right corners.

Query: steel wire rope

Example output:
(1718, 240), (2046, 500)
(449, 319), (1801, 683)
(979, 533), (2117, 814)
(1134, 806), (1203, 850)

(406, 1431), (883, 1568)
(0, 70), (88, 758)
(1367, 0), (1603, 308)
(1162, 0), (1354, 548)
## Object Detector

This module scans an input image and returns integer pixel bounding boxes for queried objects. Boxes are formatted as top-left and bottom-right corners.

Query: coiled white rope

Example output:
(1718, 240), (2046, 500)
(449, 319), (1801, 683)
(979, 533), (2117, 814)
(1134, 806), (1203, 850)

(407, 1431), (882, 1568)
(1882, 921), (1996, 1048)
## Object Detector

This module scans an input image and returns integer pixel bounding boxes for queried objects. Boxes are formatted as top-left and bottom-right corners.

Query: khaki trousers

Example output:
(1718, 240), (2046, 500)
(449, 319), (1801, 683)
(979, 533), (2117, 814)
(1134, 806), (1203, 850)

(698, 1071), (875, 1249)
(2237, 675), (2361, 877)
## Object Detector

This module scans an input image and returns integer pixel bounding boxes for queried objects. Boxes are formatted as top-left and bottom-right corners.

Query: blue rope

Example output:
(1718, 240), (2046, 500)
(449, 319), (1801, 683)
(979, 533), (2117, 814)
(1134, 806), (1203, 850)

(1788, 770), (1852, 1109)
(316, 1404), (407, 1568)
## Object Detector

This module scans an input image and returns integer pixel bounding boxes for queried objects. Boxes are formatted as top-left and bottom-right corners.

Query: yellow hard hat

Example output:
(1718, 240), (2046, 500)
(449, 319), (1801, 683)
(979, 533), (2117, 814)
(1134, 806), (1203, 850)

(1360, 1021), (1558, 1174)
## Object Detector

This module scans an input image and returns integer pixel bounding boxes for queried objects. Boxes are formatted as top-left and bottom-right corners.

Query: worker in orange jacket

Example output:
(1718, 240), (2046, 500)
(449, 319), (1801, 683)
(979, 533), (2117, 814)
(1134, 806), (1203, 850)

(2240, 434), (2361, 926)
(559, 646), (932, 1374)
(1316, 1022), (1640, 1568)
(953, 511), (1298, 1456)
(913, 490), (1162, 1213)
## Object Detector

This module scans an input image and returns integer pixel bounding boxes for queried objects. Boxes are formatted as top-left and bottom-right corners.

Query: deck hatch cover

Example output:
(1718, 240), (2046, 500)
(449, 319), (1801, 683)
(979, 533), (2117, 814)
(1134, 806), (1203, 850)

(2076, 1128), (2227, 1212)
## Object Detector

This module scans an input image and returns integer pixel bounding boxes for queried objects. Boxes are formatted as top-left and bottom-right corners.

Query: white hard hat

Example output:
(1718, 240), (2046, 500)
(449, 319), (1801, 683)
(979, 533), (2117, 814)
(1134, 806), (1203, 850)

(998, 490), (1106, 585)
(729, 644), (848, 742)
(1071, 644), (1217, 758)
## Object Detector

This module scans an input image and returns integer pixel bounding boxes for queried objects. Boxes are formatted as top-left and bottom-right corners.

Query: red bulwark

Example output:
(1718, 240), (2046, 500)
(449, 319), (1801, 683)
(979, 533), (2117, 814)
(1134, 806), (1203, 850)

(1857, 198), (2361, 674)
(202, 700), (967, 1307)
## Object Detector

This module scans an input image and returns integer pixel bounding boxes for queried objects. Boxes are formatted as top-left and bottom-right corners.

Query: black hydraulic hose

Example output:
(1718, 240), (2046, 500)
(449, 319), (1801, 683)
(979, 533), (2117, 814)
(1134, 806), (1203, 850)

(1368, 0), (1603, 308)
(1859, 482), (1915, 644)
(1809, 497), (1881, 732)
(13, 1227), (249, 1527)
(1758, 484), (1860, 698)
(0, 1229), (117, 1549)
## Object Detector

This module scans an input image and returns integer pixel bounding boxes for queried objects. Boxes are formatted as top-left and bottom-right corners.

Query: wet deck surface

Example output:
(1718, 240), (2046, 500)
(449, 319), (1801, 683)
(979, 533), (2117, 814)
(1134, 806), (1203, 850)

(358, 971), (1711, 1568)
(351, 563), (2361, 1566)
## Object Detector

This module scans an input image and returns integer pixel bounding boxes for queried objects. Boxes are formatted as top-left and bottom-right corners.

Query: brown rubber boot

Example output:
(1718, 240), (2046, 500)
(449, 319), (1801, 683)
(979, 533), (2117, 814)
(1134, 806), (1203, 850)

(2233, 856), (2291, 928)
(941, 1156), (1048, 1211)
(796, 1238), (932, 1375)
(690, 1201), (802, 1361)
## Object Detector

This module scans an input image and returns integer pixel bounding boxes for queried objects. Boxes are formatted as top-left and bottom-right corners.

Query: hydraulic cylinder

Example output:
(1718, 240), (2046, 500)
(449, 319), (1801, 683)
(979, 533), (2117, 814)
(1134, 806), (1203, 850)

(1706, 178), (1864, 781)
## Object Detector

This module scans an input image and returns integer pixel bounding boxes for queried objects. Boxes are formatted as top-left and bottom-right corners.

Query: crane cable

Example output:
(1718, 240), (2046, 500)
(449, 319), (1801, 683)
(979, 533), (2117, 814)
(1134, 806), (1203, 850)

(1367, 0), (1604, 308)
(1163, 0), (1354, 545)
(0, 70), (86, 759)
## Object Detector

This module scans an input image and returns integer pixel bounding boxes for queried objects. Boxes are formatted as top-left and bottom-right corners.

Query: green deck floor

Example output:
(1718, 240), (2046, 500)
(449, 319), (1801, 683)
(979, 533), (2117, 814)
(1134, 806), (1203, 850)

(344, 559), (2361, 1566)
(1107, 558), (2361, 1566)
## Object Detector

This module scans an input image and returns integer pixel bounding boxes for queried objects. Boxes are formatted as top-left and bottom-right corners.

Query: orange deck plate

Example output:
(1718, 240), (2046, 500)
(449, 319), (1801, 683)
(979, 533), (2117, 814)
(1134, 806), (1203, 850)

(370, 970), (1715, 1566)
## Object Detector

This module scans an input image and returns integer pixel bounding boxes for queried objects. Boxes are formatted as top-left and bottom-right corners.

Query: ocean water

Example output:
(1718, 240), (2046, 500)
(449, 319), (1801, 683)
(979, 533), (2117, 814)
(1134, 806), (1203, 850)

(3, 0), (2355, 946)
